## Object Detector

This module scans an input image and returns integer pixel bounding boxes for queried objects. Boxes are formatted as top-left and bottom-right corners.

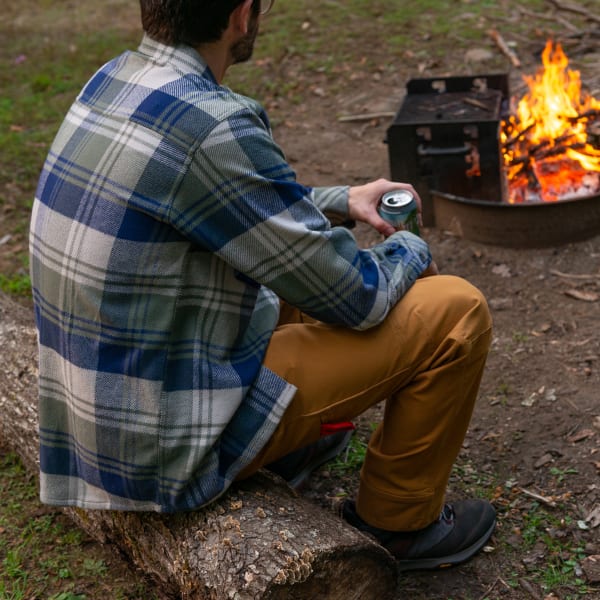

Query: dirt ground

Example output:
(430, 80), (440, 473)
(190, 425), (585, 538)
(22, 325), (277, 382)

(2, 7), (599, 599)
(272, 51), (600, 599)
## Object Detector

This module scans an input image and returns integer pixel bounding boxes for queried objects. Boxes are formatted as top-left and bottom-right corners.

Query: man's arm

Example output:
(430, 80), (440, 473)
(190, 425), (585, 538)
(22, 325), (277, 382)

(172, 107), (432, 329)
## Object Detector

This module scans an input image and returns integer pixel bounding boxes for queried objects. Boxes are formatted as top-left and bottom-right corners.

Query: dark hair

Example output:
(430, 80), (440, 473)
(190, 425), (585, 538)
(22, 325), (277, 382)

(140, 0), (253, 46)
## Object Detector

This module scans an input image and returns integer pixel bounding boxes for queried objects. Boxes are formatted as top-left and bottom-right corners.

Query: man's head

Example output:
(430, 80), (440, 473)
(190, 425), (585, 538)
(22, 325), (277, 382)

(139, 0), (259, 49)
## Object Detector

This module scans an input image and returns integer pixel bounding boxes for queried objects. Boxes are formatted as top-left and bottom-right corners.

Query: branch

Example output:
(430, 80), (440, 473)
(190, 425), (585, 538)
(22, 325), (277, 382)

(547, 0), (600, 24)
(489, 29), (521, 68)
(518, 6), (580, 32)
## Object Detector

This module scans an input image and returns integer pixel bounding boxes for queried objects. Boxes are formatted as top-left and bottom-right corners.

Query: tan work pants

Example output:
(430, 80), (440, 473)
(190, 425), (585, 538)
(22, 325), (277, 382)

(242, 274), (492, 532)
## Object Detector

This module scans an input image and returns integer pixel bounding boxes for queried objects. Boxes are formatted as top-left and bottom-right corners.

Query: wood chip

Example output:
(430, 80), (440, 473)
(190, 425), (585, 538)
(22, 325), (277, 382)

(564, 289), (599, 302)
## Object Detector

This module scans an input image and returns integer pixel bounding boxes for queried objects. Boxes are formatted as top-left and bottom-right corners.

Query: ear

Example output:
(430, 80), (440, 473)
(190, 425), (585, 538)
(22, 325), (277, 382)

(231, 0), (254, 35)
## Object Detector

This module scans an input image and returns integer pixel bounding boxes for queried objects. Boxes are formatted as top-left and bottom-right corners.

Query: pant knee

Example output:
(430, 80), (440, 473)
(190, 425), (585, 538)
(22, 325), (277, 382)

(412, 275), (492, 344)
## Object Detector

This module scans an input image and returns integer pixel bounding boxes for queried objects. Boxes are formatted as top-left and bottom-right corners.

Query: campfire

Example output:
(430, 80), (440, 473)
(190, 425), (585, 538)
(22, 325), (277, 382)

(386, 42), (600, 247)
(501, 40), (600, 204)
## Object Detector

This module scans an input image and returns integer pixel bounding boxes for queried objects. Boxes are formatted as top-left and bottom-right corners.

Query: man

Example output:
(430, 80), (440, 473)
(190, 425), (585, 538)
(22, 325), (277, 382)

(29, 0), (495, 572)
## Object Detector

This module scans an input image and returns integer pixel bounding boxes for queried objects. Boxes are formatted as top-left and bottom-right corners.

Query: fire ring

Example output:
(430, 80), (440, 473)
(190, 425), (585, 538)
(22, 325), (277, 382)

(432, 190), (600, 248)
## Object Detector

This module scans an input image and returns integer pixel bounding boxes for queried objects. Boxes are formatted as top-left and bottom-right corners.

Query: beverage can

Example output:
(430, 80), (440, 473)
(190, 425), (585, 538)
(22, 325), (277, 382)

(378, 189), (420, 235)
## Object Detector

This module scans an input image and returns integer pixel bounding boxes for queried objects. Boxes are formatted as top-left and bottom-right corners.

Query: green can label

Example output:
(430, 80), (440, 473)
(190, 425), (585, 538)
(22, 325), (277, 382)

(378, 190), (420, 236)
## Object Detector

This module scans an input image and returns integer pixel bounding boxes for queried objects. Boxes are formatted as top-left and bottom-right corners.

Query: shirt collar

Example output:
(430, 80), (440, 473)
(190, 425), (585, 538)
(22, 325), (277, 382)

(137, 33), (218, 84)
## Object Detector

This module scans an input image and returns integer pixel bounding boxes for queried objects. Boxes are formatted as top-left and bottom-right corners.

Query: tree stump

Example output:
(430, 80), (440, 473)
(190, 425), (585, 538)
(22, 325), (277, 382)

(0, 293), (398, 599)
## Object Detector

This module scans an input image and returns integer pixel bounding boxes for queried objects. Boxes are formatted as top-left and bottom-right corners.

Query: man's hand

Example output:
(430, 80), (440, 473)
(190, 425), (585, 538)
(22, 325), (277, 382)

(347, 178), (423, 238)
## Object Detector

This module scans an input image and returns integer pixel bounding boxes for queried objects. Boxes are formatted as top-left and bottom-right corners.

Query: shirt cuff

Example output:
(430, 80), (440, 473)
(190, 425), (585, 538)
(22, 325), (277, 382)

(368, 231), (433, 300)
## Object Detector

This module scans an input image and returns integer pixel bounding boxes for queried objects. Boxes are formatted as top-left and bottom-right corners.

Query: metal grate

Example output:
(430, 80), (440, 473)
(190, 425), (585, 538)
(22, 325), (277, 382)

(387, 74), (509, 225)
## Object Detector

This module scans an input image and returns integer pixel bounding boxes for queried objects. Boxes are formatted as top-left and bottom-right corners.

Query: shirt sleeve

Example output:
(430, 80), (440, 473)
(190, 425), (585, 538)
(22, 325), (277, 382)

(170, 102), (432, 330)
(312, 186), (350, 219)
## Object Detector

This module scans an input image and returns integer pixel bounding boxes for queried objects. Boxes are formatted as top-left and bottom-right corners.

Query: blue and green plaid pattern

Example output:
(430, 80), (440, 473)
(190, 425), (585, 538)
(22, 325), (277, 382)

(29, 35), (431, 512)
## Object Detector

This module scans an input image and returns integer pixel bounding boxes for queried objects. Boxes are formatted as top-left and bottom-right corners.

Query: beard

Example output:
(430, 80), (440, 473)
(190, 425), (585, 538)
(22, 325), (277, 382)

(230, 11), (259, 64)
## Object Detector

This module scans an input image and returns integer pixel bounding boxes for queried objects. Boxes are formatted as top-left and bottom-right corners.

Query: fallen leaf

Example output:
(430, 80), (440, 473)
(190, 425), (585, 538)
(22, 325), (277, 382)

(586, 505), (600, 528)
(534, 453), (554, 469)
(564, 289), (599, 302)
(582, 555), (600, 584)
(522, 393), (536, 407)
(567, 429), (595, 443)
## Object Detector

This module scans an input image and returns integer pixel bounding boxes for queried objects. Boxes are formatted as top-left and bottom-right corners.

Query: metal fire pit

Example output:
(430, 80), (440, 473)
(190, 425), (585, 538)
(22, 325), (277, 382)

(387, 73), (509, 225)
(433, 191), (600, 248)
(386, 74), (600, 247)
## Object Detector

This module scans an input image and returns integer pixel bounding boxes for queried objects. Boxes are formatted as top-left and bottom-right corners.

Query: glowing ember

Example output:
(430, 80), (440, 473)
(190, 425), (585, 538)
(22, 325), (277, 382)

(501, 40), (600, 204)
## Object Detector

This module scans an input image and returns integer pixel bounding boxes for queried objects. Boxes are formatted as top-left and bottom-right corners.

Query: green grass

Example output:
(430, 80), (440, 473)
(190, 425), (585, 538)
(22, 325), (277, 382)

(1, 1), (598, 597)
(329, 432), (369, 475)
(518, 502), (591, 597)
(0, 20), (140, 296)
(1, 0), (585, 294)
(0, 450), (156, 599)
(0, 272), (31, 296)
(0, 28), (138, 203)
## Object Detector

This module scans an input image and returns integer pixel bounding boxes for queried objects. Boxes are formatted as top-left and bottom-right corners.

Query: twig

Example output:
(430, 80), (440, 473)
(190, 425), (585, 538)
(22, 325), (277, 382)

(547, 0), (600, 24)
(489, 29), (521, 67)
(477, 577), (500, 600)
(337, 112), (395, 122)
(519, 6), (580, 32)
(518, 487), (557, 507)
(518, 577), (543, 600)
(498, 576), (513, 591)
(463, 97), (491, 111)
(550, 268), (600, 279)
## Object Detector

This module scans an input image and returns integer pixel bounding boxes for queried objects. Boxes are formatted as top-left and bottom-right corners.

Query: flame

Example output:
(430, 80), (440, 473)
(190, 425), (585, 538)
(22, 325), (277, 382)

(501, 40), (600, 203)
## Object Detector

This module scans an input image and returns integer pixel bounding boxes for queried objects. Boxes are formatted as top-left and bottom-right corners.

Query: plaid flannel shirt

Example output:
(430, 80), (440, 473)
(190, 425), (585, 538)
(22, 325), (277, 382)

(29, 35), (432, 512)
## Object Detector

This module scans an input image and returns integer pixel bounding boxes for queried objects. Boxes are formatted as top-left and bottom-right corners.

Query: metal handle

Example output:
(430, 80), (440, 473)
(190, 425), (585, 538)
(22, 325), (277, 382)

(417, 144), (471, 157)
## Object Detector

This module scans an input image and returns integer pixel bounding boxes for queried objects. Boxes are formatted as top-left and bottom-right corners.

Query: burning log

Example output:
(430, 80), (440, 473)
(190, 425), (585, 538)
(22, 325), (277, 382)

(502, 123), (536, 149)
(501, 40), (600, 203)
(0, 293), (397, 600)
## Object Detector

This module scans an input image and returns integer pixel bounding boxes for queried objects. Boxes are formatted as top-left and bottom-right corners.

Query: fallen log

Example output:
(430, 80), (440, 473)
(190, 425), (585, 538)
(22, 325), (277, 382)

(0, 292), (397, 599)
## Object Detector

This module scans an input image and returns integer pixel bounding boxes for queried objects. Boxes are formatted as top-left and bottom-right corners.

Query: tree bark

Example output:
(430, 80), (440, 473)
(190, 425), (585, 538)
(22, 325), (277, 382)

(0, 293), (397, 599)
